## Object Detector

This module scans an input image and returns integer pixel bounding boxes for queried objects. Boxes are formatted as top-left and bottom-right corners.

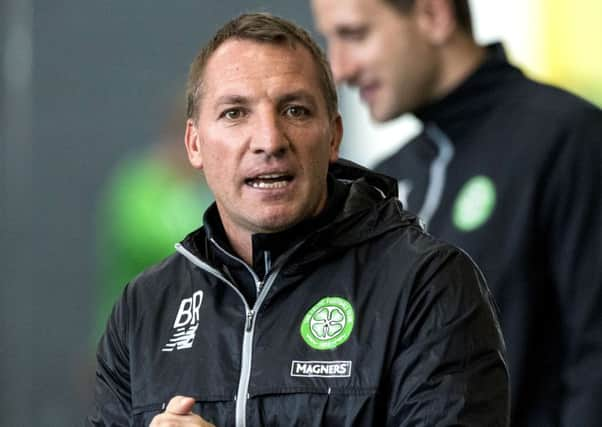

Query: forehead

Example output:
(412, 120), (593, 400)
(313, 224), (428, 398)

(200, 39), (323, 104)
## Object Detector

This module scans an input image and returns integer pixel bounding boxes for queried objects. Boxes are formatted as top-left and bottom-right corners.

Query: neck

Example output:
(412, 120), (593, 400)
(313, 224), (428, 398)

(433, 33), (485, 100)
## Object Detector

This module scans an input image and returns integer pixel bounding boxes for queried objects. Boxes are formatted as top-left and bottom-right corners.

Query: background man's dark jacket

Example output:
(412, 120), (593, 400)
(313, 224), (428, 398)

(378, 44), (602, 426)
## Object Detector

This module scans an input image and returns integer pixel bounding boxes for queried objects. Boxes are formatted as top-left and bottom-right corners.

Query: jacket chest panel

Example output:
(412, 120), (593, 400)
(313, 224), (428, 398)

(129, 246), (406, 425)
(130, 282), (247, 405)
(247, 257), (405, 396)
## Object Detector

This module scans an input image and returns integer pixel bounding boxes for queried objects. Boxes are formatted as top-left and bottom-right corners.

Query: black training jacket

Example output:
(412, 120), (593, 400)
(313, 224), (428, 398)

(89, 160), (509, 426)
(377, 44), (602, 426)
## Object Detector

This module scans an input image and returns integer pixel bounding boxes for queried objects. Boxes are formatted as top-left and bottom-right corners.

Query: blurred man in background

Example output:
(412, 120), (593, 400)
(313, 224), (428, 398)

(311, 0), (602, 425)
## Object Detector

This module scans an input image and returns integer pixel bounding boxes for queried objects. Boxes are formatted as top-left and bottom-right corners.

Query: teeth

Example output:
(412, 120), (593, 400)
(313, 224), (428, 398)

(256, 174), (285, 179)
(250, 180), (288, 189)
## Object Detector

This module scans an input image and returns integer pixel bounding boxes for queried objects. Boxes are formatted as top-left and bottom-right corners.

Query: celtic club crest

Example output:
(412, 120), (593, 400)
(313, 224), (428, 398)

(300, 297), (354, 350)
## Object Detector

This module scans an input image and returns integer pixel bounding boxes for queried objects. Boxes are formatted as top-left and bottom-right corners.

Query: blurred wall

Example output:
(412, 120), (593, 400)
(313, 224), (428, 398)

(1, 0), (34, 424)
(1, 2), (314, 425)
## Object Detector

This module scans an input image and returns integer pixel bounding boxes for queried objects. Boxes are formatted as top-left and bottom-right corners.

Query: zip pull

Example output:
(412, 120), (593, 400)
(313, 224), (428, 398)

(245, 310), (254, 332)
(256, 280), (264, 293)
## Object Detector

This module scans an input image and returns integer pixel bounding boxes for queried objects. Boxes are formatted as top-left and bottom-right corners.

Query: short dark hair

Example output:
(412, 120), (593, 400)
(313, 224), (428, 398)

(387, 0), (474, 36)
(186, 13), (338, 121)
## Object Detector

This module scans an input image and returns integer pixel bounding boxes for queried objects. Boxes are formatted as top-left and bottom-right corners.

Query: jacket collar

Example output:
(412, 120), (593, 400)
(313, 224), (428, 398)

(182, 159), (412, 273)
(414, 43), (523, 136)
(201, 173), (349, 276)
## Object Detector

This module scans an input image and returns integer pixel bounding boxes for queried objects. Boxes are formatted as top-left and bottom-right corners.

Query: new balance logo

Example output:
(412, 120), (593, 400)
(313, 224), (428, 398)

(161, 290), (203, 352)
(291, 360), (352, 378)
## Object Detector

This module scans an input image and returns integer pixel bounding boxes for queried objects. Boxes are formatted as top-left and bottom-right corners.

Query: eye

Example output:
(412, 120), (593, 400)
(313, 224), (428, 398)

(284, 105), (310, 119)
(220, 108), (246, 120)
(338, 26), (368, 42)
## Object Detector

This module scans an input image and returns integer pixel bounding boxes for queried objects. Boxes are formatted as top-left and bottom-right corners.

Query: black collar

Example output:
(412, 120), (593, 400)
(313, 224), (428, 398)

(203, 174), (349, 277)
(414, 43), (523, 135)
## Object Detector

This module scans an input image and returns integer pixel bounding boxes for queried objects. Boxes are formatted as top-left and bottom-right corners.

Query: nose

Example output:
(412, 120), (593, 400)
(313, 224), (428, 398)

(329, 43), (356, 85)
(250, 111), (289, 158)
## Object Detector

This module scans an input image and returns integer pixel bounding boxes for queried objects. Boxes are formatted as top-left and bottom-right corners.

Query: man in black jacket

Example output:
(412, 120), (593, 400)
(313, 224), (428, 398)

(89, 13), (509, 426)
(311, 0), (602, 425)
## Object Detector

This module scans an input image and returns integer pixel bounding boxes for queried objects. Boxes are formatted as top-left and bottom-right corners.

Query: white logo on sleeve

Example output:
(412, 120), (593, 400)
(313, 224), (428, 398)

(161, 290), (203, 352)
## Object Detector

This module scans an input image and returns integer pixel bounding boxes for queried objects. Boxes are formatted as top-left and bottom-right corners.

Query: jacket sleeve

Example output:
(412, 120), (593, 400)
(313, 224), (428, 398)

(541, 106), (602, 426)
(87, 285), (132, 426)
(385, 248), (510, 426)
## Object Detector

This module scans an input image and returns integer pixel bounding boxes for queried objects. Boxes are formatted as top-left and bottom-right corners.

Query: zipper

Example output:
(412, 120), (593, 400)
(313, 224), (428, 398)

(175, 241), (282, 427)
(245, 310), (254, 332)
(234, 268), (280, 427)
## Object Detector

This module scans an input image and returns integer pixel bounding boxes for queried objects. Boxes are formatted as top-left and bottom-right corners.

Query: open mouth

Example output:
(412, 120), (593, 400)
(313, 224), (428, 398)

(245, 173), (294, 189)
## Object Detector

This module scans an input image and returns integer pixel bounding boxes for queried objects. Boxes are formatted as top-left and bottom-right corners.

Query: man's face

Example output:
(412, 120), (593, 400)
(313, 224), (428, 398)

(186, 39), (342, 239)
(311, 0), (439, 122)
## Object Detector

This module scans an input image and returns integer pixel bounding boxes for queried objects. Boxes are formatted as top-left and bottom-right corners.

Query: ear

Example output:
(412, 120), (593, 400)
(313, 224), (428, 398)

(329, 114), (343, 163)
(184, 119), (204, 169)
(414, 0), (457, 45)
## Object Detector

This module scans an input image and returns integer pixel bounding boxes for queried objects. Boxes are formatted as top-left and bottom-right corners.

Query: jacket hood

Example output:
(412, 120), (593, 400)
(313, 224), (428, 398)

(322, 160), (415, 240)
(329, 158), (399, 203)
(285, 159), (418, 270)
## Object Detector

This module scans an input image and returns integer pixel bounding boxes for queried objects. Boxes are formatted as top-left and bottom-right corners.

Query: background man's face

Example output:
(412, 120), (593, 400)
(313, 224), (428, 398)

(187, 39), (341, 238)
(312, 0), (439, 121)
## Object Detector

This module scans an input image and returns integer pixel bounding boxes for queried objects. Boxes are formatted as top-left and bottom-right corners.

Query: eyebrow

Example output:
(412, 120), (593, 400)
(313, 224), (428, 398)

(214, 95), (250, 106)
(214, 91), (318, 107)
(277, 91), (318, 107)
